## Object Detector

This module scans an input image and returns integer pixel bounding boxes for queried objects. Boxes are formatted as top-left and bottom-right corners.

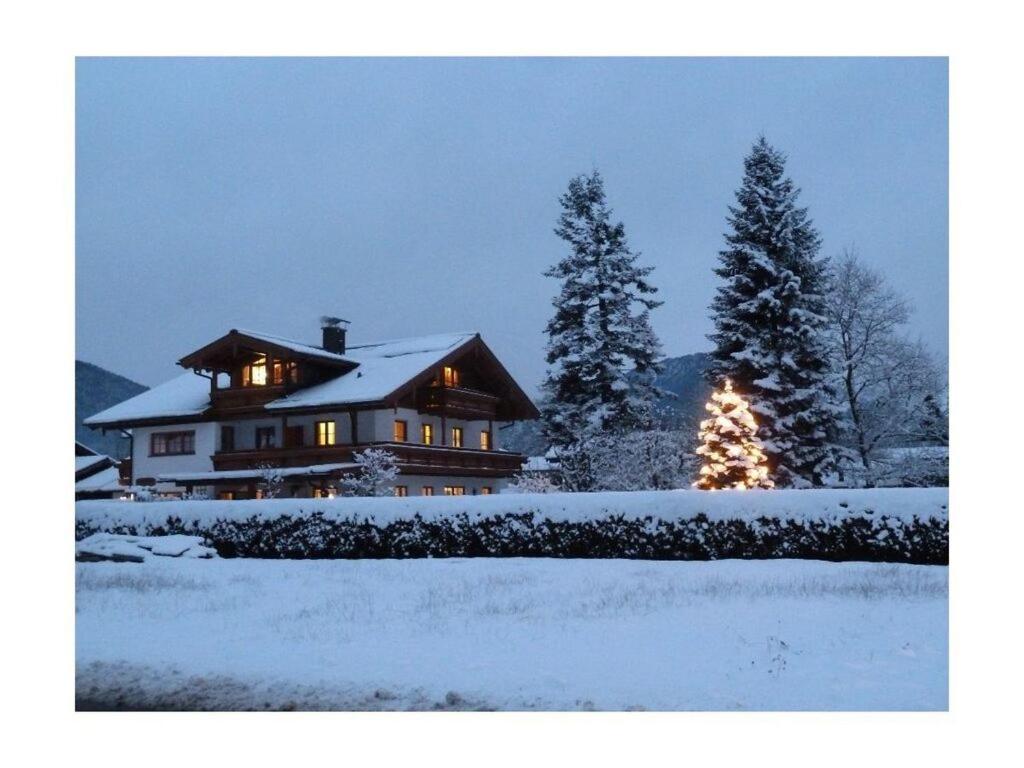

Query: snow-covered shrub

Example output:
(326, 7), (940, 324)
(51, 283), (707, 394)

(341, 448), (399, 497)
(76, 489), (948, 564)
(133, 487), (172, 503)
(256, 463), (285, 499)
(506, 472), (560, 494)
(558, 430), (694, 492)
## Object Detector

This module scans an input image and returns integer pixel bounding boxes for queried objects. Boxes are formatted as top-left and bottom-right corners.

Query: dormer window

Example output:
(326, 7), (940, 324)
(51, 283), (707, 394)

(243, 355), (268, 387)
(443, 365), (460, 388)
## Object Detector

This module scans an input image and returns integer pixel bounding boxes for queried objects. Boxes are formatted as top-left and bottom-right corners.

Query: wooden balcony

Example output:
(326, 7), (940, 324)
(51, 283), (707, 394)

(415, 385), (500, 420)
(213, 441), (525, 478)
(210, 385), (287, 414)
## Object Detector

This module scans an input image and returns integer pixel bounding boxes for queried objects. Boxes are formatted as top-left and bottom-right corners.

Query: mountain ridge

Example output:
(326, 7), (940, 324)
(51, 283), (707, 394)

(76, 360), (148, 458)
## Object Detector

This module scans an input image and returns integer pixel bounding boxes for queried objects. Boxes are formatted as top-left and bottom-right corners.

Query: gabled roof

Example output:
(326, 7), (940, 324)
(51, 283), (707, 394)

(178, 328), (357, 370)
(84, 329), (539, 428)
(265, 332), (477, 410)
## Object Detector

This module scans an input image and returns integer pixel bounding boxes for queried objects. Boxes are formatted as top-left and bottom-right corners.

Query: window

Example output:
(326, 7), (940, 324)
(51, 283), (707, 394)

(315, 420), (336, 446)
(287, 362), (300, 384)
(451, 426), (463, 448)
(220, 425), (235, 452)
(421, 423), (434, 445)
(394, 485), (408, 497)
(421, 486), (434, 496)
(443, 365), (460, 388)
(481, 487), (492, 495)
(217, 491), (235, 501)
(480, 430), (491, 451)
(150, 430), (195, 456)
(393, 420), (408, 442)
(255, 426), (276, 449)
(272, 360), (284, 385)
(242, 355), (268, 387)
(285, 425), (304, 448)
(443, 485), (465, 496)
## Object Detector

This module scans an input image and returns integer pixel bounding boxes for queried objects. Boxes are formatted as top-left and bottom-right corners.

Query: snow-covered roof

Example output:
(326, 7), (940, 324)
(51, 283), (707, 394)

(156, 463), (358, 483)
(76, 455), (111, 473)
(83, 372), (211, 426)
(265, 332), (476, 410)
(84, 330), (484, 426)
(233, 329), (356, 365)
(75, 465), (124, 493)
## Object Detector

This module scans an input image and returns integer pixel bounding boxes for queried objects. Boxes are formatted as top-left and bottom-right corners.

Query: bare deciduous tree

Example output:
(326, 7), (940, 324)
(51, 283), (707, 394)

(826, 250), (946, 486)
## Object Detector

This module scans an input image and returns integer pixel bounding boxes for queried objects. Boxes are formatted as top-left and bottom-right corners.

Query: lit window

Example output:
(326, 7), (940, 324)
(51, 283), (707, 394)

(443, 486), (465, 496)
(481, 487), (492, 495)
(421, 423), (434, 445)
(217, 491), (235, 501)
(394, 485), (408, 497)
(272, 360), (284, 385)
(480, 430), (491, 451)
(443, 366), (460, 388)
(422, 486), (434, 496)
(243, 355), (268, 387)
(451, 426), (463, 448)
(393, 420), (408, 442)
(316, 420), (336, 446)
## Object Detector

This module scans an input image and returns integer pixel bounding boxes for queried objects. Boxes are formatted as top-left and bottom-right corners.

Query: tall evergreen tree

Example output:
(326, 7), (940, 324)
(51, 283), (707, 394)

(542, 171), (663, 451)
(707, 138), (841, 487)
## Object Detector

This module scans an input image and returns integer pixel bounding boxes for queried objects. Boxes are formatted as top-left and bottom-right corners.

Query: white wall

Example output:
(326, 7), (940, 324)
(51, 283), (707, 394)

(131, 422), (216, 490)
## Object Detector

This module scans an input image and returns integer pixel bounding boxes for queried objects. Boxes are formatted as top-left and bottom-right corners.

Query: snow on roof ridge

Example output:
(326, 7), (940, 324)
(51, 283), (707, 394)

(232, 328), (353, 360)
(347, 330), (477, 355)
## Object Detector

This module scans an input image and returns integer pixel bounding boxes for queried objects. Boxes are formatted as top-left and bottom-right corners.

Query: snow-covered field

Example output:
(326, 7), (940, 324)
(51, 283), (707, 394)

(76, 557), (947, 710)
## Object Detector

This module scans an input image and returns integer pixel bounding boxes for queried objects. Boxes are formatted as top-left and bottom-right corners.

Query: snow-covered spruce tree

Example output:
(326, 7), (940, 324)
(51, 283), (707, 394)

(707, 138), (841, 487)
(341, 448), (400, 497)
(541, 170), (664, 487)
(694, 379), (773, 490)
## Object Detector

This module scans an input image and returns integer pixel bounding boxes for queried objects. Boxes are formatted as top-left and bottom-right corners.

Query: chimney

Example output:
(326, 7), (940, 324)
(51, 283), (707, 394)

(320, 316), (350, 355)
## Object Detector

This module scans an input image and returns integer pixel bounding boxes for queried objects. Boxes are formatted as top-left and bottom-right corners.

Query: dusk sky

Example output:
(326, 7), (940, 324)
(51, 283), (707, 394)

(76, 57), (947, 395)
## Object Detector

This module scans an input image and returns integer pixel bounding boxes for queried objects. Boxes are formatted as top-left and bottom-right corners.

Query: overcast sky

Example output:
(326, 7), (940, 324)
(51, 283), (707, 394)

(76, 57), (947, 395)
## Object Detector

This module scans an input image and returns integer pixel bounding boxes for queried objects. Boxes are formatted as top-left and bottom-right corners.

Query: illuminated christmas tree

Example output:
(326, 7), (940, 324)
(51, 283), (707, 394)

(694, 379), (774, 490)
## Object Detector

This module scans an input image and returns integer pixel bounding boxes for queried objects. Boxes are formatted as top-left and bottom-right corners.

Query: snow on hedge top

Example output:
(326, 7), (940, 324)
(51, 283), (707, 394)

(84, 372), (211, 425)
(76, 487), (948, 530)
(84, 332), (477, 425)
(265, 331), (476, 409)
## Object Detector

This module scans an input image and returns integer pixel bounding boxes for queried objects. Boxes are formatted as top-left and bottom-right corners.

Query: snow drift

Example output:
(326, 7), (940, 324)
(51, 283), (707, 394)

(76, 488), (948, 564)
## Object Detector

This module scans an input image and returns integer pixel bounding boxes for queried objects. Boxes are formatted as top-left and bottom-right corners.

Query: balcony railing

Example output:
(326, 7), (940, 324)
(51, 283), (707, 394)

(210, 384), (287, 413)
(415, 385), (499, 419)
(213, 441), (524, 477)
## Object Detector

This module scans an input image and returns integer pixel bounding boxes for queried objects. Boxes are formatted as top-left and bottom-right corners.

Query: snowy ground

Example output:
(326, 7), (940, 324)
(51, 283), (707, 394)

(76, 558), (947, 711)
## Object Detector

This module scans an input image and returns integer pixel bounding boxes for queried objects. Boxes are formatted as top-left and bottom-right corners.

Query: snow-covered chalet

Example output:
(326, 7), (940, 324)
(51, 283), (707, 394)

(84, 321), (539, 499)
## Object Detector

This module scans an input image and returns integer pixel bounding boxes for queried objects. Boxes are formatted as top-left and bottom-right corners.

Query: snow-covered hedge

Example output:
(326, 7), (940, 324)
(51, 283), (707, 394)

(75, 488), (948, 564)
